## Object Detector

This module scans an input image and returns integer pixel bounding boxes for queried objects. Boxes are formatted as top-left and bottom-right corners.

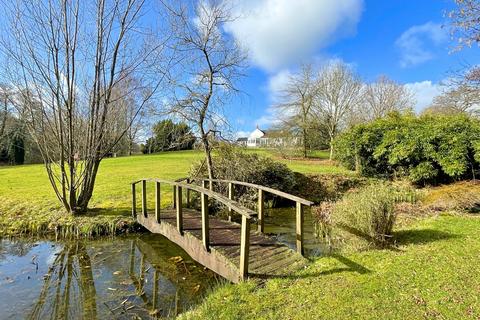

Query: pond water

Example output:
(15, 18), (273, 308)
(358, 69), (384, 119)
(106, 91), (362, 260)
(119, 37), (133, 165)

(0, 235), (220, 319)
(263, 207), (329, 257)
(0, 208), (325, 319)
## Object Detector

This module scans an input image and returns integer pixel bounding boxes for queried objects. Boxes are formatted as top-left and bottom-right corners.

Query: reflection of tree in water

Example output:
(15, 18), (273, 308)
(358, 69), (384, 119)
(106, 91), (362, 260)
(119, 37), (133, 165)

(28, 242), (97, 320)
(0, 239), (35, 261)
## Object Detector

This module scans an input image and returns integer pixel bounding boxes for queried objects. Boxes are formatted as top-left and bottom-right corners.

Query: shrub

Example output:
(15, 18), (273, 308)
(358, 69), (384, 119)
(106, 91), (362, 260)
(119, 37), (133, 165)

(189, 144), (297, 208)
(331, 181), (417, 245)
(334, 113), (480, 184)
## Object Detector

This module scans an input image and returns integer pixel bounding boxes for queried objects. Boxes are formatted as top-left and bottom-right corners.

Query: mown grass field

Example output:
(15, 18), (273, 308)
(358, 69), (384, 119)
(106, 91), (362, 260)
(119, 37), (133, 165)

(182, 214), (480, 320)
(0, 149), (349, 236)
(1, 148), (479, 319)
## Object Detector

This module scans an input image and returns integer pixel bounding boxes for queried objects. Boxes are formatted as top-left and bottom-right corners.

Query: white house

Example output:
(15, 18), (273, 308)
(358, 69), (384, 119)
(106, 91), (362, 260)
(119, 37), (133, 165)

(236, 126), (299, 148)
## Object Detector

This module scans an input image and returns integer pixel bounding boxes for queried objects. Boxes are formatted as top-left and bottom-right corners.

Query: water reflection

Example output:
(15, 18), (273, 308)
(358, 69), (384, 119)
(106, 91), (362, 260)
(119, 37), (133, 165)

(0, 236), (218, 319)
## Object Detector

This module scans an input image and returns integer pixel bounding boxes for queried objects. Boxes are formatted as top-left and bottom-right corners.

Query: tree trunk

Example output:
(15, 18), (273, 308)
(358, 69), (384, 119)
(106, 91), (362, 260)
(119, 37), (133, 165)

(302, 128), (307, 158)
(202, 134), (214, 190)
(329, 135), (334, 160)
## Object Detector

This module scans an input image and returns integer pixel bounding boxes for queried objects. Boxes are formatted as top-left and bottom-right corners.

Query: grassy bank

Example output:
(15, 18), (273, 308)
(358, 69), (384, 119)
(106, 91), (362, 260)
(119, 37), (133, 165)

(181, 213), (480, 320)
(0, 149), (349, 237)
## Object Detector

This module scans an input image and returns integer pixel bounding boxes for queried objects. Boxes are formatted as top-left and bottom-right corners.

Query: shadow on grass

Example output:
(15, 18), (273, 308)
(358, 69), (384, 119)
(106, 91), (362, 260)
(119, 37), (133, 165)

(251, 253), (371, 280)
(393, 229), (459, 246)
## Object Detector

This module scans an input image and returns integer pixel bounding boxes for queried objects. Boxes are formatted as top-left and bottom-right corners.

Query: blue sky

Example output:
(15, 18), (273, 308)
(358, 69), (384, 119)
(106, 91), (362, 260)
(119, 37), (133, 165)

(223, 0), (480, 137)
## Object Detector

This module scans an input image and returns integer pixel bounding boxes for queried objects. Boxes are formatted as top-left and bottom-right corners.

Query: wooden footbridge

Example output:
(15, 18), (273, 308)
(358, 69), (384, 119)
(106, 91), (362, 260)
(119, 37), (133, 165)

(131, 178), (314, 283)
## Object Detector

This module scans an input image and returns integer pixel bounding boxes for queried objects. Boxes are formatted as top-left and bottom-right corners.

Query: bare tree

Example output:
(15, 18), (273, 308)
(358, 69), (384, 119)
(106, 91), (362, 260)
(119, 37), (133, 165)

(314, 62), (363, 160)
(429, 83), (480, 117)
(0, 0), (166, 213)
(274, 64), (318, 158)
(362, 75), (414, 121)
(448, 0), (480, 50)
(0, 85), (10, 140)
(161, 0), (247, 183)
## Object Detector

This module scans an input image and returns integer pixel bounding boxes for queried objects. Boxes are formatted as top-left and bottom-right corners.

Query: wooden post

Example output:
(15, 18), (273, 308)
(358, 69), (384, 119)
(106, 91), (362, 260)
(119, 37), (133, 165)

(239, 215), (250, 280)
(176, 186), (183, 235)
(185, 178), (190, 207)
(201, 191), (209, 251)
(142, 180), (147, 217)
(131, 183), (136, 218)
(172, 185), (176, 209)
(202, 179), (208, 189)
(155, 181), (161, 223)
(257, 189), (264, 233)
(227, 182), (234, 221)
(296, 202), (304, 255)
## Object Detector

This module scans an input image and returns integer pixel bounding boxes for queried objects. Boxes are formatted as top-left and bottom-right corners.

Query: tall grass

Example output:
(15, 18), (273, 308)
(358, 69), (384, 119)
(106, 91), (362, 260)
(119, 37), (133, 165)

(327, 181), (417, 246)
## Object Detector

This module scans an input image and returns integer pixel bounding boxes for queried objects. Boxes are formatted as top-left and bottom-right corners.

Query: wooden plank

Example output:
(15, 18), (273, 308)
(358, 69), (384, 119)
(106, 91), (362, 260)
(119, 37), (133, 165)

(258, 189), (264, 233)
(296, 202), (304, 256)
(239, 215), (250, 280)
(176, 186), (183, 235)
(155, 181), (161, 223)
(142, 180), (147, 217)
(131, 183), (136, 218)
(201, 191), (209, 251)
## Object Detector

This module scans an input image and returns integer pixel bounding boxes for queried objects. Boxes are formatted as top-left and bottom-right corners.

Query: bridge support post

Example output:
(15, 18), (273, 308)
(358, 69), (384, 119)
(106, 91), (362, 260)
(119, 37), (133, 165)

(296, 202), (304, 255)
(201, 191), (210, 251)
(131, 183), (136, 218)
(228, 182), (234, 222)
(176, 186), (183, 235)
(155, 181), (161, 223)
(142, 180), (147, 217)
(257, 189), (264, 233)
(240, 215), (250, 280)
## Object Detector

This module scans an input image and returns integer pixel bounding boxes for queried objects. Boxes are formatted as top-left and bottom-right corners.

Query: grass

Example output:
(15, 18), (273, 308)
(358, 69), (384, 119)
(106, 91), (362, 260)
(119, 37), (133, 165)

(181, 213), (480, 320)
(0, 149), (350, 237)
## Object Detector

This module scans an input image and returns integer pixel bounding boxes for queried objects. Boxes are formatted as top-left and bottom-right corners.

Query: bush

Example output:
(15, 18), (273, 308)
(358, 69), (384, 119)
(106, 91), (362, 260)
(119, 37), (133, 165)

(189, 144), (297, 208)
(331, 181), (417, 245)
(334, 113), (480, 184)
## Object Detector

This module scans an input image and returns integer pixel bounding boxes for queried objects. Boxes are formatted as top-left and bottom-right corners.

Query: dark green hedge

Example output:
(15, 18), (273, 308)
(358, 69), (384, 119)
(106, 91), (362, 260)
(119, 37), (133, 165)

(334, 113), (480, 184)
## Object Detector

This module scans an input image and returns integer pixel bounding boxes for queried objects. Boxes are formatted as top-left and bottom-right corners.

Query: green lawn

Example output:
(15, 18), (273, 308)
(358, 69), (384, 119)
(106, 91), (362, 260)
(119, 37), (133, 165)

(0, 149), (349, 236)
(181, 213), (480, 320)
(1, 149), (479, 319)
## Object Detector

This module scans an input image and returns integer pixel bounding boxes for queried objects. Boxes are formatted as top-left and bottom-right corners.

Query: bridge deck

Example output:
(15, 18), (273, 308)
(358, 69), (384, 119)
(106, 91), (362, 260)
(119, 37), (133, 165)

(137, 208), (307, 283)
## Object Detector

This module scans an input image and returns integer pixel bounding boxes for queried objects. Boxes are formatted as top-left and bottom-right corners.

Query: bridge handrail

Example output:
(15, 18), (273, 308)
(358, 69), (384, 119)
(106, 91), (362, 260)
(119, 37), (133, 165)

(131, 177), (254, 279)
(131, 178), (257, 219)
(189, 178), (314, 206)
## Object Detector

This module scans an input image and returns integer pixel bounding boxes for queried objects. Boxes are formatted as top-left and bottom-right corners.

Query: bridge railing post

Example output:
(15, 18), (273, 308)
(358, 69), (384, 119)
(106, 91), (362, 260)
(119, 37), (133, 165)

(257, 189), (264, 233)
(155, 181), (161, 223)
(185, 178), (190, 208)
(228, 182), (234, 222)
(131, 183), (136, 218)
(296, 201), (304, 255)
(239, 215), (250, 280)
(142, 180), (147, 217)
(201, 189), (210, 251)
(172, 185), (177, 209)
(176, 186), (183, 234)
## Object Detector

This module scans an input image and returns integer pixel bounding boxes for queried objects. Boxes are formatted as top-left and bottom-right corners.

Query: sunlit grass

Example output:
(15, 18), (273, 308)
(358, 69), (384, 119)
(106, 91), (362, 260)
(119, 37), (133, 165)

(181, 214), (480, 320)
(0, 149), (351, 237)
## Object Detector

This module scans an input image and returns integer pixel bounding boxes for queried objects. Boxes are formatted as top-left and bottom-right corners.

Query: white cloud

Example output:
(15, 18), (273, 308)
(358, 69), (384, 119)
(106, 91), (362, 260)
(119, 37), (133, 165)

(395, 22), (448, 68)
(404, 80), (442, 112)
(225, 0), (363, 71)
